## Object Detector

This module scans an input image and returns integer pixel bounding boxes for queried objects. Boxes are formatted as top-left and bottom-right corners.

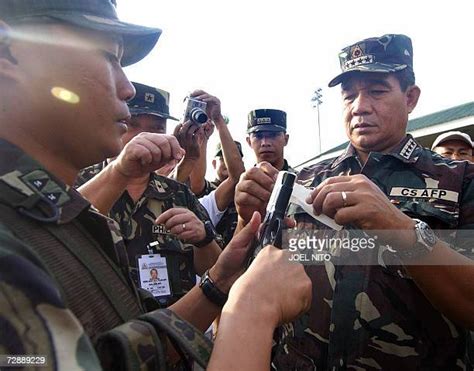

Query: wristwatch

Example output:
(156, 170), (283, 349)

(195, 220), (217, 248)
(199, 269), (228, 307)
(398, 218), (437, 260)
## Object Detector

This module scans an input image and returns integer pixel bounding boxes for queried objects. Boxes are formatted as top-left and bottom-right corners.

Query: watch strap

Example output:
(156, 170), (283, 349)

(199, 269), (228, 307)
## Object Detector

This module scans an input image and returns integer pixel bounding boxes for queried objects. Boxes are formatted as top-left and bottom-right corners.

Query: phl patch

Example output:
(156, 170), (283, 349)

(152, 224), (171, 235)
(390, 187), (459, 202)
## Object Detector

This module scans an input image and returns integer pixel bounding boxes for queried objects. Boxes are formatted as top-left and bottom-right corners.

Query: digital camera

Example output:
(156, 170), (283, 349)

(183, 97), (208, 124)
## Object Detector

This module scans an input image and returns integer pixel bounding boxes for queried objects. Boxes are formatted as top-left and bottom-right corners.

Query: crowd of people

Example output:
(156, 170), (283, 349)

(0, 0), (473, 370)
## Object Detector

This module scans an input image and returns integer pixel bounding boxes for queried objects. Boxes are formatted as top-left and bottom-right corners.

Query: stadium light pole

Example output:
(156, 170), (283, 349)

(311, 88), (323, 155)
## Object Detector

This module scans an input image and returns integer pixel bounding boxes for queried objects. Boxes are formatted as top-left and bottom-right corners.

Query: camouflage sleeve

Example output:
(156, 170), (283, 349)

(194, 179), (218, 198)
(185, 186), (224, 247)
(0, 223), (102, 370)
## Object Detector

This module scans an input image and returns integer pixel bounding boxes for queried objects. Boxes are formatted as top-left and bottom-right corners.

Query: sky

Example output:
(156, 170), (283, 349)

(119, 0), (474, 175)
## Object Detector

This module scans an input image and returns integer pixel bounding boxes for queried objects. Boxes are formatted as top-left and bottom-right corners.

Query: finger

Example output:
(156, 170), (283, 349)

(333, 204), (360, 226)
(237, 179), (272, 204)
(320, 191), (349, 218)
(284, 217), (296, 229)
(166, 213), (196, 231)
(307, 176), (354, 203)
(240, 167), (276, 196)
(313, 183), (357, 215)
(155, 207), (187, 225)
(256, 161), (279, 181)
(227, 212), (261, 251)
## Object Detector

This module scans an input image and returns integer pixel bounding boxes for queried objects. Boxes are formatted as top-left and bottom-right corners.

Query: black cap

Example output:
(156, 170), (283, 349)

(0, 0), (162, 67)
(329, 34), (413, 87)
(247, 109), (287, 134)
(215, 141), (243, 158)
(128, 82), (178, 121)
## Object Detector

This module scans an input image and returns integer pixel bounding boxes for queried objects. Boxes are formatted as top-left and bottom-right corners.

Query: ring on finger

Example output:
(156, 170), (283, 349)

(182, 223), (186, 231)
(341, 191), (348, 208)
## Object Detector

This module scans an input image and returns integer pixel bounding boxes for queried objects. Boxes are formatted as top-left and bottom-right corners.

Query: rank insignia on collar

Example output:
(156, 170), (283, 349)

(399, 138), (417, 160)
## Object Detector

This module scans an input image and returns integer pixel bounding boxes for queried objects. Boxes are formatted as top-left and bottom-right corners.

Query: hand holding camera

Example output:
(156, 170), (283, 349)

(185, 90), (225, 126)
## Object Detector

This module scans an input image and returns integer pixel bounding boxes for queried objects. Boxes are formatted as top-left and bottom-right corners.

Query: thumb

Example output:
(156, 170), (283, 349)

(228, 211), (261, 250)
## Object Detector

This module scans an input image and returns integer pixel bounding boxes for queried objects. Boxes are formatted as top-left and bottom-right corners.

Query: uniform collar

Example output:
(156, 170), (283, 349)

(0, 139), (91, 224)
(331, 134), (422, 169)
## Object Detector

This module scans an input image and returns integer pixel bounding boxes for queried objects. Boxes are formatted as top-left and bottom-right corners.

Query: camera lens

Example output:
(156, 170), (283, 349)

(190, 108), (208, 124)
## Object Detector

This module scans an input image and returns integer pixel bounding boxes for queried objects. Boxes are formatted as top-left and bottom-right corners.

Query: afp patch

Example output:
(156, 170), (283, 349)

(390, 187), (459, 202)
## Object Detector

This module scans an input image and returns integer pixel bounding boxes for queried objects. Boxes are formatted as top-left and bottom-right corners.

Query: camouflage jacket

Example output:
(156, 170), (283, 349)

(0, 140), (212, 370)
(78, 164), (216, 307)
(275, 135), (474, 370)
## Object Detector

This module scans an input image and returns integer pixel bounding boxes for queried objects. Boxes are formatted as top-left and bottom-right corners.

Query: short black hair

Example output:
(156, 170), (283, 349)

(393, 68), (416, 92)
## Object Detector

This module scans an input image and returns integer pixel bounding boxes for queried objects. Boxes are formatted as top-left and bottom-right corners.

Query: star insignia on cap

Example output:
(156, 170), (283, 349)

(145, 93), (155, 103)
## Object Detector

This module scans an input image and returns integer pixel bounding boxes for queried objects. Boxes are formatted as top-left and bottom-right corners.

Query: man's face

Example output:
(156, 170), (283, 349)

(246, 131), (288, 166)
(213, 156), (228, 181)
(341, 73), (420, 154)
(434, 140), (473, 161)
(122, 114), (167, 145)
(9, 23), (135, 169)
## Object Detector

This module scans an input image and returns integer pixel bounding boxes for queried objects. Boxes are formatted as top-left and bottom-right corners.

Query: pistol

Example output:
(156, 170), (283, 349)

(247, 171), (296, 264)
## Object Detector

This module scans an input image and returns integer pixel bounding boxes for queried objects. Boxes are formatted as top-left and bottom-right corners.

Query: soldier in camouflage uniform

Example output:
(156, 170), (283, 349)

(0, 1), (310, 368)
(235, 34), (474, 370)
(77, 82), (222, 309)
(246, 108), (297, 173)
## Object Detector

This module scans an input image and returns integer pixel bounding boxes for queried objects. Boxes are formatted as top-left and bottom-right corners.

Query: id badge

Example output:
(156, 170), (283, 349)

(137, 254), (172, 298)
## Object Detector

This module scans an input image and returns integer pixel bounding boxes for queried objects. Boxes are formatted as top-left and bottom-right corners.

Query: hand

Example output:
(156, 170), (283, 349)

(155, 208), (207, 243)
(229, 246), (312, 325)
(234, 162), (279, 224)
(173, 120), (203, 161)
(306, 174), (415, 245)
(112, 133), (183, 178)
(209, 212), (261, 292)
(202, 120), (215, 141)
(190, 90), (224, 125)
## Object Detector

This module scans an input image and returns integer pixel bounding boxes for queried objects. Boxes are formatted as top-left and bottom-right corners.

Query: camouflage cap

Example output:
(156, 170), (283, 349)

(328, 34), (413, 87)
(432, 131), (473, 150)
(0, 0), (161, 67)
(215, 141), (243, 158)
(128, 82), (178, 121)
(247, 109), (287, 134)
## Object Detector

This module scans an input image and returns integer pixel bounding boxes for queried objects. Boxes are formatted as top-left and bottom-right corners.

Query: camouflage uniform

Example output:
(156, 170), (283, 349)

(77, 163), (217, 307)
(0, 139), (214, 369)
(274, 135), (474, 370)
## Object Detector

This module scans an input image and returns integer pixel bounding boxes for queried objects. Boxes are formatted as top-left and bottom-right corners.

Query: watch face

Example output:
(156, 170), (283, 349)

(420, 222), (437, 246)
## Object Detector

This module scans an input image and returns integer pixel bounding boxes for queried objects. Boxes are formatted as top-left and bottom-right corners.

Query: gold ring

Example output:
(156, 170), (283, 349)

(341, 191), (348, 207)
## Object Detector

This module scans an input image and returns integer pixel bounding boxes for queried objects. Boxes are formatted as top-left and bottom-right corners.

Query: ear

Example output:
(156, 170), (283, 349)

(212, 159), (217, 169)
(284, 133), (289, 146)
(0, 21), (19, 82)
(405, 85), (421, 114)
(246, 136), (251, 146)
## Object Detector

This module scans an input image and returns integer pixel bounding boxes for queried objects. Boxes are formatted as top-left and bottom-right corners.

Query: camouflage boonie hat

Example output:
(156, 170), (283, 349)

(215, 141), (243, 158)
(0, 0), (161, 67)
(247, 109), (287, 134)
(128, 82), (178, 121)
(328, 34), (413, 87)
